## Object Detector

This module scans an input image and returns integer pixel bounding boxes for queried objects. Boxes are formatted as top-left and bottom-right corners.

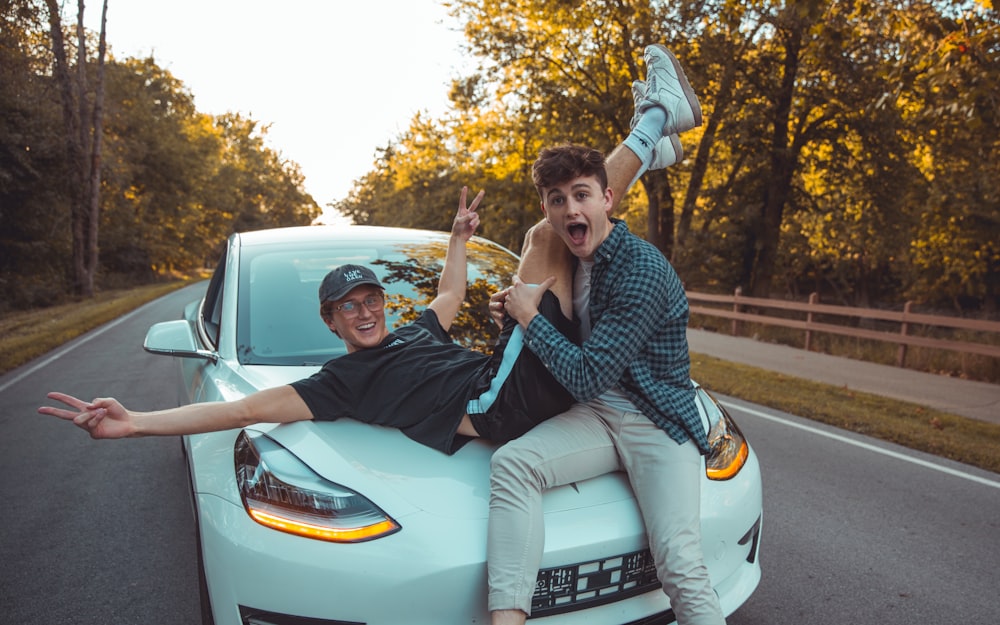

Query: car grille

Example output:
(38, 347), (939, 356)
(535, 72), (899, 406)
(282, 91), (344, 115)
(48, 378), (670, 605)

(530, 548), (666, 619)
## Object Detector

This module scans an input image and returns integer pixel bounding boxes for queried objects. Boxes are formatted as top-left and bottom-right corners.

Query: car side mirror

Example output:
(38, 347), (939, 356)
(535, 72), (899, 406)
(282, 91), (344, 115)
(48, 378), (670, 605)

(144, 320), (219, 363)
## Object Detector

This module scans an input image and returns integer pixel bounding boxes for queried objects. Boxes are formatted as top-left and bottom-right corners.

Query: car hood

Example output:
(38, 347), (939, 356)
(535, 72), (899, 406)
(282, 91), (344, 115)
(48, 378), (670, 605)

(239, 365), (636, 521)
(250, 410), (637, 523)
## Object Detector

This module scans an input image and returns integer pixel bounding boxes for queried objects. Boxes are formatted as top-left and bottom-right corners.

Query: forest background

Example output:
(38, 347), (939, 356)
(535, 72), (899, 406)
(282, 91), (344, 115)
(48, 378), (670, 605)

(1, 0), (997, 317)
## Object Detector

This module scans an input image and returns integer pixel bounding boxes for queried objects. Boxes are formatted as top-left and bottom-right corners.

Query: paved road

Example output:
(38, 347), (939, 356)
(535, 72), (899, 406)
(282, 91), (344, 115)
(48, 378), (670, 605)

(724, 399), (1000, 624)
(0, 283), (205, 625)
(3, 284), (998, 625)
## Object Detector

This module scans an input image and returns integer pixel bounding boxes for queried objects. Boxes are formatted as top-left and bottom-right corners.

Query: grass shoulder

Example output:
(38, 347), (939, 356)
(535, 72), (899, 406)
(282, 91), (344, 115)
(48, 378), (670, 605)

(0, 279), (197, 376)
(691, 352), (1000, 475)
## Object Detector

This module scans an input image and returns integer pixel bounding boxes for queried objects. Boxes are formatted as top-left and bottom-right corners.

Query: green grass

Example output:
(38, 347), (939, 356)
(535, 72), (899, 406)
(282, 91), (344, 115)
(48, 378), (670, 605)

(0, 280), (196, 375)
(3, 282), (997, 475)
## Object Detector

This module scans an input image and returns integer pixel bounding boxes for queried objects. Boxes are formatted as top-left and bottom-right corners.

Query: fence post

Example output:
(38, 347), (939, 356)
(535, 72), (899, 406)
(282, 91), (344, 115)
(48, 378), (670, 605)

(805, 292), (819, 351)
(897, 301), (913, 367)
(732, 287), (742, 336)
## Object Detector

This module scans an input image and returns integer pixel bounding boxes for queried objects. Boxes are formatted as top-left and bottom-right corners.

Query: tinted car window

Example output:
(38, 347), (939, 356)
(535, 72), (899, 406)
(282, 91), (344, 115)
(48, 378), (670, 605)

(200, 250), (228, 349)
(236, 236), (518, 366)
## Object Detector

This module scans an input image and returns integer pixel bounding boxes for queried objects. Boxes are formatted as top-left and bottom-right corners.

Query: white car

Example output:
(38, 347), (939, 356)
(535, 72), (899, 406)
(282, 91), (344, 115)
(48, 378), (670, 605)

(144, 225), (762, 625)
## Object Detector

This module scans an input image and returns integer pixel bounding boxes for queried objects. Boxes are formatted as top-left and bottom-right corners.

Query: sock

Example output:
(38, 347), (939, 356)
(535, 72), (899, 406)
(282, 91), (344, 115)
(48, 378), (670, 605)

(623, 106), (667, 188)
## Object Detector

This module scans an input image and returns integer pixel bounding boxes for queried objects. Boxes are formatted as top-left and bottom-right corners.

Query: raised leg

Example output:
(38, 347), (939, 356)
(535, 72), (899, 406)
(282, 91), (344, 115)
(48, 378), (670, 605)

(516, 219), (574, 319)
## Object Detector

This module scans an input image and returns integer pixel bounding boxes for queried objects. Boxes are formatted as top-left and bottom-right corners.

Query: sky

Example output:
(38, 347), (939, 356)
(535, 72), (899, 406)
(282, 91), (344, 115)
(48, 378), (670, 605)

(84, 0), (469, 223)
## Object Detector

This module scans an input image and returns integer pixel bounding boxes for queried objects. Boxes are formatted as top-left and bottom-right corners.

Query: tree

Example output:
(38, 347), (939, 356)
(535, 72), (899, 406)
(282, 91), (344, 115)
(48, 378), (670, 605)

(766, 1), (926, 306)
(98, 56), (222, 276)
(212, 113), (320, 236)
(43, 0), (108, 297)
(333, 0), (999, 315)
(899, 3), (1000, 311)
(1, 1), (320, 306)
(0, 0), (73, 308)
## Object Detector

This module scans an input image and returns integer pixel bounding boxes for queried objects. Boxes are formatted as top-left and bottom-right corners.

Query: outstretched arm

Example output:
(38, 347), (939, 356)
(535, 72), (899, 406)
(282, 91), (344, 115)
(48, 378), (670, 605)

(428, 186), (483, 331)
(38, 385), (313, 439)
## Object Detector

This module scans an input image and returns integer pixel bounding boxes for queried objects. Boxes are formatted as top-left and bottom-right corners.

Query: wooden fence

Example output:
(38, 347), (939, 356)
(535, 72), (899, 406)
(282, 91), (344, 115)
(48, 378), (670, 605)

(686, 288), (1000, 367)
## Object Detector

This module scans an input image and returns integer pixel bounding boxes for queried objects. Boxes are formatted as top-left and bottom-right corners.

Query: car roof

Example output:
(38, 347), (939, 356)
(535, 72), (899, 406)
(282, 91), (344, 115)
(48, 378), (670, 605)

(234, 225), (454, 248)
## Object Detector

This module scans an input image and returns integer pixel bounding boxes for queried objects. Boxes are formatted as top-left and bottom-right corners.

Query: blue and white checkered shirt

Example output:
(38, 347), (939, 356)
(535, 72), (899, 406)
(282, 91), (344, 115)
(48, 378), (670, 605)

(525, 219), (709, 453)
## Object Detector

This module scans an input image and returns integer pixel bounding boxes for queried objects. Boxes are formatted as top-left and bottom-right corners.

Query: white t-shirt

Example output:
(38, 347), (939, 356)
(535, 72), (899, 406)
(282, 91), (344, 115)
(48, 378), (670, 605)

(574, 260), (639, 412)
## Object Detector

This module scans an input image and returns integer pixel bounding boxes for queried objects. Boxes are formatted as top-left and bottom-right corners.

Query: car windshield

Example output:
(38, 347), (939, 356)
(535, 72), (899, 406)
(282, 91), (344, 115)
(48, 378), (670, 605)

(236, 235), (519, 366)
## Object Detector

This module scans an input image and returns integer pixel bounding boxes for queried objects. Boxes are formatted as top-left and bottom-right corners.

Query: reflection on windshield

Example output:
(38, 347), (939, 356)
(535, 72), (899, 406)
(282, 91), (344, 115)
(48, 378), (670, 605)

(375, 239), (516, 353)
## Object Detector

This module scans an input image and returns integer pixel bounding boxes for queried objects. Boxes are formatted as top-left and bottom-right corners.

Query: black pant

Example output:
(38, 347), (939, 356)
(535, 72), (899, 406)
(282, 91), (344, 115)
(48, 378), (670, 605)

(468, 291), (577, 444)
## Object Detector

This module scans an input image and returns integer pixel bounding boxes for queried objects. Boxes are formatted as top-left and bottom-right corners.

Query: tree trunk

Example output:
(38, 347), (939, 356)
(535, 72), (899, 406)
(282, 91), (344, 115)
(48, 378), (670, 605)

(85, 1), (109, 286)
(675, 59), (735, 259)
(748, 21), (803, 299)
(641, 173), (675, 259)
(44, 0), (108, 297)
(45, 0), (86, 294)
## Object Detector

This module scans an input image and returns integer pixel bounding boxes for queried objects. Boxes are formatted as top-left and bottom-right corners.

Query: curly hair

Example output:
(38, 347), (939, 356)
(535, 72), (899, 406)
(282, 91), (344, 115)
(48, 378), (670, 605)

(531, 144), (608, 200)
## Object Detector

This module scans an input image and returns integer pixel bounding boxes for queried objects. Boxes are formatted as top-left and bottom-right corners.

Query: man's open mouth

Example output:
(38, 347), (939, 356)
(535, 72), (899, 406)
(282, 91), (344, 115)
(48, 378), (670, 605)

(568, 223), (588, 244)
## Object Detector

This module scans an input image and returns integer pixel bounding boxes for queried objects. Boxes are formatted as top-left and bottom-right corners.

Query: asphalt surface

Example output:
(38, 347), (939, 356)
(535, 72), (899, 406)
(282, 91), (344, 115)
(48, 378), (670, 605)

(1, 284), (204, 625)
(687, 328), (1000, 425)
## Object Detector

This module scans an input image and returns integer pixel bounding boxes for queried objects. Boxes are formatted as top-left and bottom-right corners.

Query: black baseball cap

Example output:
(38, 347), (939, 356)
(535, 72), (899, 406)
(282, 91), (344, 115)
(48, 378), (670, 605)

(318, 264), (383, 303)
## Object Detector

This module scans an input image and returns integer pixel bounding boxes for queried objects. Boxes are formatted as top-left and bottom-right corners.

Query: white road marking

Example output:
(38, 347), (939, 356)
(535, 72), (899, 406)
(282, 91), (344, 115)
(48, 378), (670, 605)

(727, 400), (1000, 490)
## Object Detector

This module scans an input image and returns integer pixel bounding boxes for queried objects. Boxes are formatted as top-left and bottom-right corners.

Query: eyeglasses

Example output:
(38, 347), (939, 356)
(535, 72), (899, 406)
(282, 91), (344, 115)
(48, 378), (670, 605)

(334, 293), (384, 317)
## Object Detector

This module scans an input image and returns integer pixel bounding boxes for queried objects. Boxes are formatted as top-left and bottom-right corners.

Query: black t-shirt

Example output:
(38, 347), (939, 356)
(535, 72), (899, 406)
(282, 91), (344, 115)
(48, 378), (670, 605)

(289, 310), (491, 454)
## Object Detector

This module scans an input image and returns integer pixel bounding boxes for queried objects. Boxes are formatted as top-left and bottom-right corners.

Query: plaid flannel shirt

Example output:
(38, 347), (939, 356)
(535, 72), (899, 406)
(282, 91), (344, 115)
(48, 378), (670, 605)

(525, 219), (710, 453)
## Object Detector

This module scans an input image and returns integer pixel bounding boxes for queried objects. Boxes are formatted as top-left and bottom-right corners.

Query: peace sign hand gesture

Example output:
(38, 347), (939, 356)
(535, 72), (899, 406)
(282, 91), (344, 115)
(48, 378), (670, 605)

(38, 392), (136, 439)
(452, 186), (484, 242)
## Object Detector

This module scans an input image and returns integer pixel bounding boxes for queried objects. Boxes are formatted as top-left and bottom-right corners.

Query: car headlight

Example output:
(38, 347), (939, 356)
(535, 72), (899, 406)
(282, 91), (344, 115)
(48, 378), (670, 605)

(234, 430), (401, 542)
(699, 390), (750, 481)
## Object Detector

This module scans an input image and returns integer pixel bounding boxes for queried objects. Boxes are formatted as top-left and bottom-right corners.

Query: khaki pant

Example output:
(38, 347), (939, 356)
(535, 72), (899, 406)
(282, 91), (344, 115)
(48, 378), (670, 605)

(487, 400), (726, 625)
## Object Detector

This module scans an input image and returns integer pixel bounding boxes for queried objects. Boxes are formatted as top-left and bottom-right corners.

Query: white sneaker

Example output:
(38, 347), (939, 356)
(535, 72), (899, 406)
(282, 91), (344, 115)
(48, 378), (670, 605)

(637, 44), (703, 135)
(651, 134), (683, 169)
